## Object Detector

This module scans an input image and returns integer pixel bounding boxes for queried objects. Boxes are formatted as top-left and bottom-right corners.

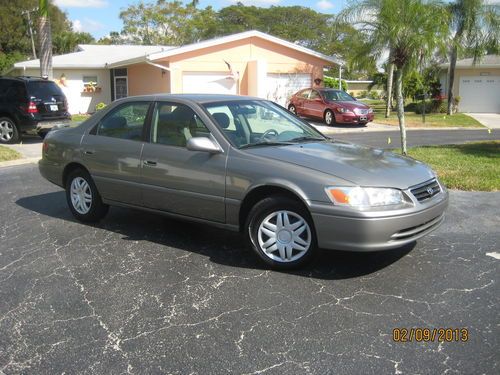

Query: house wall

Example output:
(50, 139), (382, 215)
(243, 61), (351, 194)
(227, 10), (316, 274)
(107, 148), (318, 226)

(14, 67), (111, 114)
(157, 36), (329, 97)
(127, 63), (170, 96)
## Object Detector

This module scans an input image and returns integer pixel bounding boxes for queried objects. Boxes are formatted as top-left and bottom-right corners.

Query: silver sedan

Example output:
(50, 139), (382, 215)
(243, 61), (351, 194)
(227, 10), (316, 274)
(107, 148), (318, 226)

(39, 94), (448, 269)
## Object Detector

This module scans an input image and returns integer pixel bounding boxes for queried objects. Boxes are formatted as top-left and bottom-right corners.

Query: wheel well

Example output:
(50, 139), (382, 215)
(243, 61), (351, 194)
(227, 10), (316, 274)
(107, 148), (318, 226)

(0, 113), (15, 123)
(62, 162), (89, 187)
(238, 186), (307, 231)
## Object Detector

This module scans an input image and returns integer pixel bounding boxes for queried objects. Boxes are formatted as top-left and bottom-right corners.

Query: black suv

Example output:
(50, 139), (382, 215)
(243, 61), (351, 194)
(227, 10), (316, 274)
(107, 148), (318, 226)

(0, 76), (71, 144)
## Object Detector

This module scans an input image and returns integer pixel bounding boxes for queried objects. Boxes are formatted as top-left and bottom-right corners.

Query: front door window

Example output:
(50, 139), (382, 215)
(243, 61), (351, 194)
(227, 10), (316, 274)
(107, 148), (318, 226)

(114, 77), (128, 100)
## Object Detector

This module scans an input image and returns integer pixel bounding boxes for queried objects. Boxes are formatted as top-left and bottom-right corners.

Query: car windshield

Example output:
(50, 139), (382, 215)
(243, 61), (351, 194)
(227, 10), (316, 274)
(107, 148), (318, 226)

(322, 90), (355, 102)
(203, 100), (326, 149)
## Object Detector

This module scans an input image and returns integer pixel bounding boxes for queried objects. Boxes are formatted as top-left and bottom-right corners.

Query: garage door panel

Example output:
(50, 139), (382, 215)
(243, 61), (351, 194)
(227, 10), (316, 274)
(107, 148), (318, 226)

(459, 76), (500, 113)
(266, 73), (311, 106)
(183, 72), (237, 94)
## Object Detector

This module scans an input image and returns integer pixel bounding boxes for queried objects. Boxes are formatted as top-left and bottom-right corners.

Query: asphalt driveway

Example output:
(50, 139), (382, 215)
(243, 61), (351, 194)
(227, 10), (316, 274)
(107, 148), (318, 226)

(0, 165), (499, 374)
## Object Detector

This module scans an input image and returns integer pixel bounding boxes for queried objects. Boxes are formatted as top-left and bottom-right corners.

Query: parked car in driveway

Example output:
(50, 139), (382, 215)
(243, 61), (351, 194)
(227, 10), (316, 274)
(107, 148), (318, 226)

(288, 88), (374, 126)
(0, 76), (71, 144)
(39, 94), (448, 269)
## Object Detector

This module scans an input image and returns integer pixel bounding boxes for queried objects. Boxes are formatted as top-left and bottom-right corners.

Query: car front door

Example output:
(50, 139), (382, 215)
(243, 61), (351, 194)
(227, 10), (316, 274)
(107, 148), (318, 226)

(303, 89), (324, 120)
(81, 101), (151, 205)
(140, 101), (227, 222)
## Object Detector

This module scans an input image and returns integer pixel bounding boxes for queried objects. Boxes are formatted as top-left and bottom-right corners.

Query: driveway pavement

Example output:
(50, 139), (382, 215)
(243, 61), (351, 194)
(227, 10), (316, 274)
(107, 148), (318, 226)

(466, 113), (500, 129)
(0, 164), (498, 374)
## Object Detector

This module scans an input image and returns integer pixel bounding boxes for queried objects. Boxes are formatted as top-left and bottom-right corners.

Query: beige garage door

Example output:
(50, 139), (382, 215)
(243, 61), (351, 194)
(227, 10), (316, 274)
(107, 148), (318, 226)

(459, 76), (500, 113)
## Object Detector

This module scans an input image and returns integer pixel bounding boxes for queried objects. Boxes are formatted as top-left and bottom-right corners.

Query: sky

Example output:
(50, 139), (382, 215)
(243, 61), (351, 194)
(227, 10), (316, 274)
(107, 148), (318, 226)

(53, 0), (349, 39)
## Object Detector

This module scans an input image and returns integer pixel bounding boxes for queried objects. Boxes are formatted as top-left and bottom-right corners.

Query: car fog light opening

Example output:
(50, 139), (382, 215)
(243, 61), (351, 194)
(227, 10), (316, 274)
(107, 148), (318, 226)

(326, 187), (407, 209)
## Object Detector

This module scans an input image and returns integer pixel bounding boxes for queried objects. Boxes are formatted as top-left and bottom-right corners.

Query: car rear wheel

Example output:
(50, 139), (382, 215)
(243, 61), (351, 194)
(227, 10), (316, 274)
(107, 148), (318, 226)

(324, 110), (335, 126)
(0, 117), (20, 144)
(66, 169), (109, 222)
(246, 196), (317, 269)
(288, 104), (297, 115)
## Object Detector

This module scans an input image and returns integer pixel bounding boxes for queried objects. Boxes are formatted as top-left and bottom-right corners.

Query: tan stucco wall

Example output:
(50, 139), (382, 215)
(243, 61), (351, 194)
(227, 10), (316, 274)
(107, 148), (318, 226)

(157, 36), (329, 95)
(127, 63), (170, 96)
(13, 67), (111, 114)
(440, 67), (500, 97)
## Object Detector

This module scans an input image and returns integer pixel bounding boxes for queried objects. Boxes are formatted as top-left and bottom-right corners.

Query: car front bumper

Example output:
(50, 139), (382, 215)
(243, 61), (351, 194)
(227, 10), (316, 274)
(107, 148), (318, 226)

(336, 112), (374, 124)
(310, 191), (449, 251)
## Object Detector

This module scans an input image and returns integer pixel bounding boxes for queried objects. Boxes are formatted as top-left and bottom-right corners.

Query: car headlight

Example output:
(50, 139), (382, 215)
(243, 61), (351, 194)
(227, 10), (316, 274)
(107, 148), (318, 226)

(368, 108), (374, 113)
(336, 107), (350, 113)
(325, 186), (409, 209)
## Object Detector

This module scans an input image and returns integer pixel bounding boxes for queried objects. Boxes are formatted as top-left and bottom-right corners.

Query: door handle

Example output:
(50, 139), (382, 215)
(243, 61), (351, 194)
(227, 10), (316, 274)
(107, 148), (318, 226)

(84, 150), (94, 155)
(143, 160), (157, 166)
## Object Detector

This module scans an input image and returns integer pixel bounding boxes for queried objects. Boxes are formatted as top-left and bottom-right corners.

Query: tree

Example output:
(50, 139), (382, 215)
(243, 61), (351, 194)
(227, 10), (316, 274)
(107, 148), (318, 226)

(446, 0), (499, 115)
(38, 0), (52, 78)
(53, 31), (94, 54)
(341, 0), (449, 155)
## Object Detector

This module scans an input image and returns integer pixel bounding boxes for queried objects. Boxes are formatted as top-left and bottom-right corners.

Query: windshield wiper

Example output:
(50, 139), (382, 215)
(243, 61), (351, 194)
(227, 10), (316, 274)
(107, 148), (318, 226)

(288, 136), (326, 143)
(240, 141), (294, 149)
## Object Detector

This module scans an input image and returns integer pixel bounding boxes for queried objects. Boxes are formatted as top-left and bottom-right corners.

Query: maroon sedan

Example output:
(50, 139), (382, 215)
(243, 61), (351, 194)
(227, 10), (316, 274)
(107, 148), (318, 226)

(288, 88), (374, 126)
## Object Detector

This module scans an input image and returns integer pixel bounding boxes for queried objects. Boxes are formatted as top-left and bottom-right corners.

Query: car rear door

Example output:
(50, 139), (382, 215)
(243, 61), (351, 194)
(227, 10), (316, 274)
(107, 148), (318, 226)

(140, 101), (227, 222)
(295, 89), (311, 115)
(81, 101), (152, 205)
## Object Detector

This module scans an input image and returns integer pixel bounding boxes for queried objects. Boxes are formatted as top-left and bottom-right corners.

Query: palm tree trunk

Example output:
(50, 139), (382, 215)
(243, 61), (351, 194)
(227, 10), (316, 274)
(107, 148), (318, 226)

(385, 62), (394, 118)
(38, 0), (53, 79)
(447, 45), (458, 116)
(395, 68), (407, 155)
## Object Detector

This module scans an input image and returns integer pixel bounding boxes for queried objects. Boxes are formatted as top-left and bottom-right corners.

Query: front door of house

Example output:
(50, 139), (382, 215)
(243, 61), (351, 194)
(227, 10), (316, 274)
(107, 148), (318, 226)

(114, 76), (128, 100)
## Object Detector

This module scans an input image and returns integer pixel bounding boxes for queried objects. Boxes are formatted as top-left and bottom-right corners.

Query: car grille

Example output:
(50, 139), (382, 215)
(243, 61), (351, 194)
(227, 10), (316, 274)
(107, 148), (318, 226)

(410, 179), (441, 202)
(354, 108), (369, 115)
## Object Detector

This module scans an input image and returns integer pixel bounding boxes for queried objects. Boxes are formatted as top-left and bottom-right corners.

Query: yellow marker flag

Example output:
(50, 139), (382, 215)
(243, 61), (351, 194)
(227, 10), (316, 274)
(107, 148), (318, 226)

(387, 137), (392, 144)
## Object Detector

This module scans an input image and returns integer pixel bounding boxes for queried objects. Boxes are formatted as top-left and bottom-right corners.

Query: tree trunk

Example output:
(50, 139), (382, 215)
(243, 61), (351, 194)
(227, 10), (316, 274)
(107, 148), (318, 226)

(395, 68), (407, 155)
(447, 45), (458, 116)
(38, 15), (53, 79)
(385, 62), (394, 118)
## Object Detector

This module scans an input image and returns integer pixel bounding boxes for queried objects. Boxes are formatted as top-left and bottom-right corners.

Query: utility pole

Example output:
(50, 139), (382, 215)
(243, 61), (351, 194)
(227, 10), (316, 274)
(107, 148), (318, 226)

(22, 9), (37, 59)
(338, 65), (342, 90)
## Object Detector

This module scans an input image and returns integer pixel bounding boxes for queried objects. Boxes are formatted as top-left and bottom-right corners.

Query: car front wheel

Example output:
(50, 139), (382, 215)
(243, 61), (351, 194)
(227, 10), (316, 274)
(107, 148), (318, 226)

(0, 117), (20, 144)
(246, 196), (317, 269)
(324, 110), (335, 126)
(66, 169), (109, 222)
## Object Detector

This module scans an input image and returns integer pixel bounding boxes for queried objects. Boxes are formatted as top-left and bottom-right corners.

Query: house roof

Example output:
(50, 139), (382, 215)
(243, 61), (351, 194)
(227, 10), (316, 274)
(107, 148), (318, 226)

(440, 54), (500, 69)
(108, 30), (342, 68)
(14, 44), (174, 69)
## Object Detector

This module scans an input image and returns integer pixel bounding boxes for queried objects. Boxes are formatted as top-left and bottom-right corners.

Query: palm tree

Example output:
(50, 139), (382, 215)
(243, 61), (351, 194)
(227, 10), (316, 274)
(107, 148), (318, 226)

(38, 0), (53, 79)
(446, 0), (499, 115)
(341, 0), (449, 155)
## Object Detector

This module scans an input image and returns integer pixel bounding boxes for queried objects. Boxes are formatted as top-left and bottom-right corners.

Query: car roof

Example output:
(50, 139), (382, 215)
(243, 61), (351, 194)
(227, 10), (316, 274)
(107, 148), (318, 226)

(118, 93), (263, 105)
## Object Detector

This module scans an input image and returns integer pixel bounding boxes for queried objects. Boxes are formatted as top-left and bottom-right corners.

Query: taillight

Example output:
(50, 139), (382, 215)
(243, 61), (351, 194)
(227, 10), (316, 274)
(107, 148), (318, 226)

(42, 141), (49, 153)
(28, 101), (38, 114)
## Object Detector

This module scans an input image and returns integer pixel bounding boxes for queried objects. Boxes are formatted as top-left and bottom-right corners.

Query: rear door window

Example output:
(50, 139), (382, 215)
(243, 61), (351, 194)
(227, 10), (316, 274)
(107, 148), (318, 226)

(96, 102), (150, 141)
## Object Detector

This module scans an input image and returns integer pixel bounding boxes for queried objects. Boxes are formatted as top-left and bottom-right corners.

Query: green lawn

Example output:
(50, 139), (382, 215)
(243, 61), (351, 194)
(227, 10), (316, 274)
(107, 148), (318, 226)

(71, 114), (91, 122)
(407, 141), (500, 191)
(360, 100), (484, 128)
(0, 146), (22, 162)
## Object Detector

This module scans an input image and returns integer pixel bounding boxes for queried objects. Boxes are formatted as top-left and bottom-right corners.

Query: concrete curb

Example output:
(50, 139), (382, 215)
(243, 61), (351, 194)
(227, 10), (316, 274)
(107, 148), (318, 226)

(0, 157), (40, 168)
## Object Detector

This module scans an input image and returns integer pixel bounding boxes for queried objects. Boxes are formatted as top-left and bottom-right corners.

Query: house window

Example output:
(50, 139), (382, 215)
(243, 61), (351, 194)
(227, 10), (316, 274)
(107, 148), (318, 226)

(83, 76), (98, 85)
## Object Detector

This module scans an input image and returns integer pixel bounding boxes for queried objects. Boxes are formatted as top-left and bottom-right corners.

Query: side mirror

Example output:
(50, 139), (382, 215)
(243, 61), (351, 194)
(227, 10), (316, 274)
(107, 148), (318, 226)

(186, 137), (221, 154)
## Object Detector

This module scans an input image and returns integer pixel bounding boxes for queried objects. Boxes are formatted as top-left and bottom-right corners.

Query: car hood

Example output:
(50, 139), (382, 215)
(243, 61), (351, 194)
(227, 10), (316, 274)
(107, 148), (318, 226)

(245, 141), (434, 189)
(327, 101), (369, 110)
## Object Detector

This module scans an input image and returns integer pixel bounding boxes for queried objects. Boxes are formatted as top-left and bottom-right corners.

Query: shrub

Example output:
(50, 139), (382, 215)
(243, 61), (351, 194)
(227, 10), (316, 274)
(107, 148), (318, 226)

(357, 90), (368, 98)
(323, 76), (348, 91)
(368, 91), (381, 100)
(95, 102), (107, 111)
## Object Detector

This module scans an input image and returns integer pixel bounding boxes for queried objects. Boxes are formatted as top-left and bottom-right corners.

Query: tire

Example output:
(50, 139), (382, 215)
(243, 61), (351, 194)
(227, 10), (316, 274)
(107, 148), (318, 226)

(324, 110), (335, 126)
(0, 117), (20, 144)
(246, 196), (317, 270)
(65, 168), (109, 222)
(288, 104), (297, 115)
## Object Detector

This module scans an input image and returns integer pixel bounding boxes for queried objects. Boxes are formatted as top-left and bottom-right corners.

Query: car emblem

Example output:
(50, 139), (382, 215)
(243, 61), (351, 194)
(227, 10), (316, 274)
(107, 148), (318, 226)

(427, 187), (434, 195)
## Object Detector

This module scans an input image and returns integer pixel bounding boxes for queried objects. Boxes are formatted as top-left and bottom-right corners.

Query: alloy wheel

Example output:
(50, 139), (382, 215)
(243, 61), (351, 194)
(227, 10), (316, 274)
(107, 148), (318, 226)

(0, 120), (14, 142)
